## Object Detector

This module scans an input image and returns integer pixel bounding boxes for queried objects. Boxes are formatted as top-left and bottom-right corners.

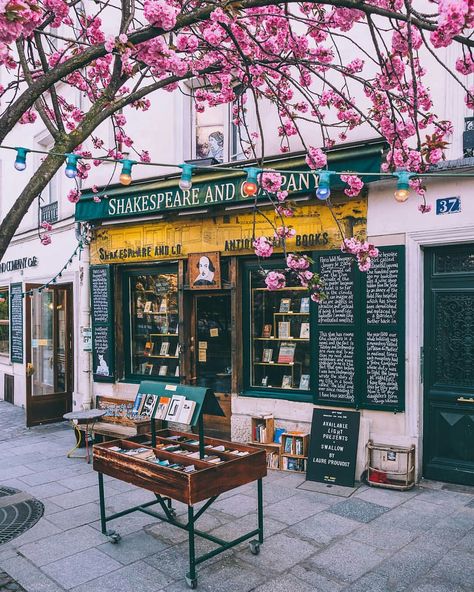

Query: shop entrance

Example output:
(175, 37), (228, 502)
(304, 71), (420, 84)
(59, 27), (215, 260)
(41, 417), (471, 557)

(26, 285), (73, 427)
(192, 293), (231, 439)
(423, 244), (474, 485)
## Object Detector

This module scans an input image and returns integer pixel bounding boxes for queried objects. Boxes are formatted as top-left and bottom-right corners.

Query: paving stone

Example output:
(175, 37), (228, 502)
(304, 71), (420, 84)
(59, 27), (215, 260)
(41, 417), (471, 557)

(163, 555), (265, 592)
(354, 486), (419, 508)
(0, 466), (35, 481)
(0, 557), (64, 592)
(89, 512), (158, 536)
(287, 510), (360, 546)
(340, 572), (393, 592)
(329, 498), (389, 523)
(415, 488), (473, 508)
(48, 485), (100, 509)
(235, 531), (316, 573)
(212, 493), (258, 518)
(261, 484), (298, 506)
(249, 572), (317, 592)
(58, 472), (103, 491)
(42, 548), (122, 589)
(21, 482), (72, 500)
(375, 538), (447, 591)
(348, 522), (417, 551)
(262, 494), (328, 526)
(70, 560), (172, 592)
(369, 502), (444, 534)
(209, 514), (286, 542)
(7, 519), (61, 547)
(407, 583), (465, 592)
(425, 549), (474, 588)
(17, 524), (106, 566)
(44, 502), (100, 530)
(98, 530), (169, 565)
(455, 528), (474, 555)
(290, 564), (344, 592)
(308, 539), (388, 583)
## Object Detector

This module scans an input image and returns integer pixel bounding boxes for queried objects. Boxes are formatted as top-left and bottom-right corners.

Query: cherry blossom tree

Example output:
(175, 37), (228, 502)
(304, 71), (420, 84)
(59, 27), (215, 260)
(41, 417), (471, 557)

(1, 0), (474, 287)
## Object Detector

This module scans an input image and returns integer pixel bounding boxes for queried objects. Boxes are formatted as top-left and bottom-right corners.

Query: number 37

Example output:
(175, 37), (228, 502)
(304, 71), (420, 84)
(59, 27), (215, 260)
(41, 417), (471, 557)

(436, 197), (461, 215)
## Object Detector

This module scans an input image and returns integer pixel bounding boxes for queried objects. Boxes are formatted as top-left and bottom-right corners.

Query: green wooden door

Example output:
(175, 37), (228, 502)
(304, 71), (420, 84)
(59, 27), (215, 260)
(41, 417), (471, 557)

(423, 244), (474, 485)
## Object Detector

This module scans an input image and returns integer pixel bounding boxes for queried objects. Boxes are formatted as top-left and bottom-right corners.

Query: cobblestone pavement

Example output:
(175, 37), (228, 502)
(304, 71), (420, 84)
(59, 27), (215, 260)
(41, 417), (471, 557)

(0, 400), (473, 592)
(0, 569), (26, 591)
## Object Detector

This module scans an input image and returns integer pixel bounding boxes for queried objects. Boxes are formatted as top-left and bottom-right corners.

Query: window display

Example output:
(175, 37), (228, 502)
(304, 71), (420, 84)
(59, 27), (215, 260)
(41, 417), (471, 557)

(249, 271), (311, 393)
(0, 287), (9, 355)
(127, 270), (179, 379)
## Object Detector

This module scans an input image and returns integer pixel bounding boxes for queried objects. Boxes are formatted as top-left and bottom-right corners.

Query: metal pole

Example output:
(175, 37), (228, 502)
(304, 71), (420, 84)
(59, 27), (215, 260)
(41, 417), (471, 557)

(188, 505), (196, 581)
(257, 478), (264, 544)
(198, 415), (205, 459)
(98, 472), (107, 534)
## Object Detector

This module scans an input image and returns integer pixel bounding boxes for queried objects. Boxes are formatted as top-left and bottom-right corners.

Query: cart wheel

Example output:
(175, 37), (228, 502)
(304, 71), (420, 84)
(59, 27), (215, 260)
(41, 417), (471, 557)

(169, 508), (177, 518)
(185, 574), (198, 589)
(249, 540), (260, 555)
(107, 531), (121, 544)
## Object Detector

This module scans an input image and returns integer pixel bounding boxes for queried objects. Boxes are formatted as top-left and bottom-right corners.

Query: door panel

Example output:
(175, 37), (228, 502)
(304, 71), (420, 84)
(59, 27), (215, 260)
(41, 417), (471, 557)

(423, 245), (474, 485)
(26, 285), (73, 426)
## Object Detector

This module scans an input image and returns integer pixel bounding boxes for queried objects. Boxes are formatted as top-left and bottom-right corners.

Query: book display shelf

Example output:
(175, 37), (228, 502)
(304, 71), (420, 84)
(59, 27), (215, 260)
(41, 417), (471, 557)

(249, 415), (281, 470)
(130, 272), (180, 379)
(251, 287), (311, 392)
(93, 382), (266, 589)
(281, 432), (309, 473)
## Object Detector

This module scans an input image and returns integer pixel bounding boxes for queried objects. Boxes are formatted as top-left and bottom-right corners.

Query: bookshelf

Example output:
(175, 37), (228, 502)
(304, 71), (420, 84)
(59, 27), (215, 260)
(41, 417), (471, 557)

(250, 286), (311, 391)
(249, 415), (282, 470)
(281, 432), (309, 472)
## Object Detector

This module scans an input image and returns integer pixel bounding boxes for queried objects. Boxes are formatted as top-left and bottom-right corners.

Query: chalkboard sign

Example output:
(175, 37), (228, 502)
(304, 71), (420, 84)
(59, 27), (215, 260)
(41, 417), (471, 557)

(90, 266), (115, 382)
(318, 331), (355, 404)
(10, 283), (23, 363)
(314, 246), (405, 411)
(318, 255), (354, 324)
(307, 408), (360, 487)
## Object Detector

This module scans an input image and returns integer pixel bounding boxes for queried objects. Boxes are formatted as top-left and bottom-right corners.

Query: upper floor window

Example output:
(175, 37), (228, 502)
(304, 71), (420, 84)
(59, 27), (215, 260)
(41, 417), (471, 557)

(0, 288), (9, 356)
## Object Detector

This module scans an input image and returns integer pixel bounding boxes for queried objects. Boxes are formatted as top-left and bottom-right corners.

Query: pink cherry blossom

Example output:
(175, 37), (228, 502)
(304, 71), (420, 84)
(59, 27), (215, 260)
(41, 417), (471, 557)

(253, 237), (274, 258)
(287, 253), (311, 270)
(265, 271), (286, 291)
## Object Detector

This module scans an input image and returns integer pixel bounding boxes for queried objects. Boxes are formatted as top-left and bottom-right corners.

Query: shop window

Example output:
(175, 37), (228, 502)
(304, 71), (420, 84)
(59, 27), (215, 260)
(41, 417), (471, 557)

(0, 287), (9, 356)
(243, 262), (313, 401)
(123, 267), (179, 381)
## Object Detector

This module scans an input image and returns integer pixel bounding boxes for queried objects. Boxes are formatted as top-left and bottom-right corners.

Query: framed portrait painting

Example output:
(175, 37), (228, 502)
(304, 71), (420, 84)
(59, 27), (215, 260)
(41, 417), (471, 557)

(188, 252), (221, 290)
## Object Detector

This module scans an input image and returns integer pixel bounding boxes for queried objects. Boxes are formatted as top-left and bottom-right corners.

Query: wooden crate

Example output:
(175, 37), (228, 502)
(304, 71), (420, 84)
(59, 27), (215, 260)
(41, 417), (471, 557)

(250, 415), (274, 444)
(280, 432), (309, 473)
(93, 429), (267, 505)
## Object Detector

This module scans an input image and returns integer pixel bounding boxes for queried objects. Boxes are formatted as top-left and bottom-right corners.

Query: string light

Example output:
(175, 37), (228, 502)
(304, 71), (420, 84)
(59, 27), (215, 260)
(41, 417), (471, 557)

(393, 170), (413, 202)
(242, 167), (261, 197)
(65, 153), (80, 178)
(14, 147), (29, 171)
(315, 170), (333, 200)
(178, 164), (195, 190)
(119, 159), (136, 185)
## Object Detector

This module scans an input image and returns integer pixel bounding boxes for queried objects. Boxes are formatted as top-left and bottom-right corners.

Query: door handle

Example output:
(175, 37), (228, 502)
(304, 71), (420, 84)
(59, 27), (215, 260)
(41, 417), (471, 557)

(26, 363), (35, 377)
(457, 397), (474, 403)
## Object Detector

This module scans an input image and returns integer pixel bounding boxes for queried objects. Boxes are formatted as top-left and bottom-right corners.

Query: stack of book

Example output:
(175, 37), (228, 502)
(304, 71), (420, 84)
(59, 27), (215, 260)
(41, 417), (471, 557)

(131, 392), (197, 424)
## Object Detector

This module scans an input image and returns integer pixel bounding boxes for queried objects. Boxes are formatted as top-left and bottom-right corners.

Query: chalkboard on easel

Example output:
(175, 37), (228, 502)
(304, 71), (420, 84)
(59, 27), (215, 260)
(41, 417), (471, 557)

(90, 265), (115, 382)
(306, 408), (360, 487)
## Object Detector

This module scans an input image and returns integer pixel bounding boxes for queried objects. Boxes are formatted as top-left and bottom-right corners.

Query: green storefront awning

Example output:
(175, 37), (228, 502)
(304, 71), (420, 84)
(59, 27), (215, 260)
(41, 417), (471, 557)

(75, 141), (386, 223)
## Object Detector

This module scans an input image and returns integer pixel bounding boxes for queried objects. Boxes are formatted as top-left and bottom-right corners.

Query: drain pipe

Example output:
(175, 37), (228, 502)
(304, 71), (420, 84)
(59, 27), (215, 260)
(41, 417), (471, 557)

(76, 222), (93, 410)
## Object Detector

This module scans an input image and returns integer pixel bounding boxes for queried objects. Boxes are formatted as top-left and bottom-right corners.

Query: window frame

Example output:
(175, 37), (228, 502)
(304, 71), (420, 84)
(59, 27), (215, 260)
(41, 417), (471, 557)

(122, 264), (180, 383)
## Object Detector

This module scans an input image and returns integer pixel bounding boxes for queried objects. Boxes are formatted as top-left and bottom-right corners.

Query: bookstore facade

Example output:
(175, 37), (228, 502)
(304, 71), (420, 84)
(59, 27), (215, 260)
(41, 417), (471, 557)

(76, 144), (409, 478)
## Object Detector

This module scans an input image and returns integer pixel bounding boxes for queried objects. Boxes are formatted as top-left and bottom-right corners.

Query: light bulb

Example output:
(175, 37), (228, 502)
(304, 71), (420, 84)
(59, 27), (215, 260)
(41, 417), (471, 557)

(65, 166), (77, 179)
(119, 173), (132, 186)
(179, 178), (192, 190)
(315, 170), (332, 200)
(178, 163), (194, 191)
(14, 147), (29, 171)
(243, 181), (258, 196)
(394, 188), (410, 202)
(64, 154), (79, 179)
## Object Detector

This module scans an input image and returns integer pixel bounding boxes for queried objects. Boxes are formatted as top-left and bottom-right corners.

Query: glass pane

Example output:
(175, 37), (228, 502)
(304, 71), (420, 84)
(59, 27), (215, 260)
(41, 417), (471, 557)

(434, 250), (474, 274)
(195, 103), (225, 162)
(196, 295), (231, 393)
(56, 289), (67, 391)
(0, 288), (9, 355)
(130, 272), (179, 378)
(32, 290), (54, 396)
(250, 271), (311, 392)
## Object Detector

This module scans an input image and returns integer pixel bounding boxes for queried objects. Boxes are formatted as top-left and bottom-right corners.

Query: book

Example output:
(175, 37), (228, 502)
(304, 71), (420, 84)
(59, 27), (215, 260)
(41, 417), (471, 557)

(144, 301), (153, 313)
(144, 363), (154, 375)
(300, 297), (310, 313)
(154, 396), (171, 420)
(175, 365), (180, 377)
(164, 394), (186, 421)
(132, 392), (144, 414)
(284, 436), (293, 453)
(278, 342), (296, 363)
(281, 375), (292, 389)
(274, 427), (286, 443)
(158, 364), (168, 376)
(141, 394), (159, 417)
(278, 321), (291, 339)
(158, 299), (168, 313)
(144, 341), (154, 356)
(160, 342), (170, 356)
(300, 322), (310, 339)
(299, 374), (310, 390)
(262, 348), (273, 363)
(174, 343), (180, 357)
(261, 324), (272, 338)
(279, 298), (291, 312)
(176, 399), (196, 424)
(261, 376), (269, 387)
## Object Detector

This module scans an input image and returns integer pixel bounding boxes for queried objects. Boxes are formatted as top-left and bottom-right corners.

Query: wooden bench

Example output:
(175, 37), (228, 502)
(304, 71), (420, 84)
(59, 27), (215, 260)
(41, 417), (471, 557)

(78, 396), (151, 441)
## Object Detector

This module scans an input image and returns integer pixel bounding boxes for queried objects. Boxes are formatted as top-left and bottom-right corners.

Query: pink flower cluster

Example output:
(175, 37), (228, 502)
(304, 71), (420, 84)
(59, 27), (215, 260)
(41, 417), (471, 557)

(305, 147), (327, 170)
(253, 237), (273, 258)
(274, 226), (296, 239)
(286, 253), (310, 270)
(67, 189), (81, 203)
(340, 175), (364, 197)
(260, 171), (283, 193)
(265, 271), (286, 291)
(341, 238), (379, 272)
(418, 203), (432, 214)
(143, 0), (179, 31)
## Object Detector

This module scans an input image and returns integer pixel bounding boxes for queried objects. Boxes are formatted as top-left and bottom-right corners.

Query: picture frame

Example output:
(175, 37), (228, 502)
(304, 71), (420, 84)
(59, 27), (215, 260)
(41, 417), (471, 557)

(188, 252), (221, 290)
(299, 374), (310, 390)
(262, 348), (273, 363)
(281, 375), (292, 389)
(300, 322), (310, 339)
(279, 298), (291, 313)
(278, 321), (291, 339)
(160, 342), (170, 356)
(300, 297), (310, 313)
(262, 324), (272, 338)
